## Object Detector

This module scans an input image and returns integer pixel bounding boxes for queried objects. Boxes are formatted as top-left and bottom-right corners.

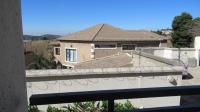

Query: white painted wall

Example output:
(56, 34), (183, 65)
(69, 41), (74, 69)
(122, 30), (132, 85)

(142, 48), (197, 67)
(195, 36), (200, 66)
(140, 37), (200, 67)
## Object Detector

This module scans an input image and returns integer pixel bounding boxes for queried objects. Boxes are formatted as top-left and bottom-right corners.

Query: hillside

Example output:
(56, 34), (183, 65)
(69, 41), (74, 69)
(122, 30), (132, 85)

(23, 34), (61, 40)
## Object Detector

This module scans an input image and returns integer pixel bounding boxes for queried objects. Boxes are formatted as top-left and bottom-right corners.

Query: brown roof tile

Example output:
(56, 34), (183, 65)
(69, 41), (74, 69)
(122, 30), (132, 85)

(58, 24), (165, 42)
(74, 53), (133, 69)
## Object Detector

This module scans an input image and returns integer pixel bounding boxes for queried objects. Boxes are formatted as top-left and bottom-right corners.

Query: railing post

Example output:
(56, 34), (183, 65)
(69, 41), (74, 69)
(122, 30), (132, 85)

(108, 99), (114, 112)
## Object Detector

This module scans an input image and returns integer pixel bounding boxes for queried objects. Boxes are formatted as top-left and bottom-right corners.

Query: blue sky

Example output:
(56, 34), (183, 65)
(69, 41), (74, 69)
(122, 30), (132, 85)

(22, 0), (200, 35)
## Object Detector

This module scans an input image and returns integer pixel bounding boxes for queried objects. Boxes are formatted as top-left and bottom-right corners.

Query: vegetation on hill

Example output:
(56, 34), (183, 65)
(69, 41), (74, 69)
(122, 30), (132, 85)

(23, 34), (61, 40)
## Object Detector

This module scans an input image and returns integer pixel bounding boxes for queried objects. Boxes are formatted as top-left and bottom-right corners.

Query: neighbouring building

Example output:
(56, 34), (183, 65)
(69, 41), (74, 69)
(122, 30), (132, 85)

(161, 29), (172, 36)
(53, 24), (168, 68)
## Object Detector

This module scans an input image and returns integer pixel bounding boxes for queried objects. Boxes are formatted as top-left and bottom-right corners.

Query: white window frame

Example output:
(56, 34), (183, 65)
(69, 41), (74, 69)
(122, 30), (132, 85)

(94, 43), (117, 49)
(121, 44), (137, 50)
(54, 47), (60, 55)
(65, 48), (77, 63)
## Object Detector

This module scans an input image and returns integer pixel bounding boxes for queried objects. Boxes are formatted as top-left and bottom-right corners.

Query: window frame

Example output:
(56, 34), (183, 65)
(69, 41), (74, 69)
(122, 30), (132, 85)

(122, 44), (137, 50)
(94, 43), (117, 49)
(65, 48), (77, 63)
(54, 47), (60, 55)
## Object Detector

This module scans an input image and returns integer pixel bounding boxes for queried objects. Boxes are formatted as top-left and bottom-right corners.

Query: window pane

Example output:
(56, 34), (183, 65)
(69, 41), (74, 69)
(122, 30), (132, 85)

(70, 49), (74, 62)
(66, 49), (77, 62)
(122, 45), (136, 50)
(55, 48), (60, 55)
(66, 49), (70, 61)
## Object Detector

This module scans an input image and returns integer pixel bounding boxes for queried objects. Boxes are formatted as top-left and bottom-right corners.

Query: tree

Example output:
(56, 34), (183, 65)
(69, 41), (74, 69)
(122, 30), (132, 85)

(171, 12), (193, 48)
(190, 17), (200, 37)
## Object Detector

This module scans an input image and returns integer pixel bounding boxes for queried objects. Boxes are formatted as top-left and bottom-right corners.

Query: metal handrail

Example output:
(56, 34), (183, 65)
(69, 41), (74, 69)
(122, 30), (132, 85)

(30, 85), (200, 112)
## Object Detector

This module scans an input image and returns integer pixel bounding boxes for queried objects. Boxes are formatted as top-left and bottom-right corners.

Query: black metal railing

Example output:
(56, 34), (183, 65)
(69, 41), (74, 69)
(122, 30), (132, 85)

(30, 85), (200, 112)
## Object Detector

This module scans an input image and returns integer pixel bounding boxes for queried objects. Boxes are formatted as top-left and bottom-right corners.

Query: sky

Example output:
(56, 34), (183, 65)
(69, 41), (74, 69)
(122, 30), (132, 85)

(22, 0), (200, 35)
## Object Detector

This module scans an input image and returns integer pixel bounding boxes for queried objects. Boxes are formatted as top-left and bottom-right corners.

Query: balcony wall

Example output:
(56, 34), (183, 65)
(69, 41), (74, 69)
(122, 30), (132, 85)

(26, 67), (183, 110)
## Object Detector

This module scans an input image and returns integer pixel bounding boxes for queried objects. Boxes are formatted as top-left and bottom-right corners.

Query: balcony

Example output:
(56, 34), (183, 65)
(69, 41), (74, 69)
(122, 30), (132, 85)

(30, 85), (200, 112)
(26, 67), (200, 112)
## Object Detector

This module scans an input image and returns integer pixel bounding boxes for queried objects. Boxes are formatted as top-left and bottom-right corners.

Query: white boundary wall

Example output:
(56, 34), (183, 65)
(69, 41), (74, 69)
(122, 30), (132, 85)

(140, 48), (197, 67)
(139, 36), (200, 67)
(195, 36), (200, 66)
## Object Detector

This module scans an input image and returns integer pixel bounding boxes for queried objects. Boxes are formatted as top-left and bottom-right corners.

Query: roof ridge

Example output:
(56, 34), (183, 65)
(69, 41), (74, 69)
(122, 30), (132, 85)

(91, 24), (105, 41)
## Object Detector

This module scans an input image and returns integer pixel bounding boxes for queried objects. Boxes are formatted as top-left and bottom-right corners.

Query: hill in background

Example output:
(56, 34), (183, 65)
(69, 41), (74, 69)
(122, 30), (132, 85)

(23, 34), (61, 40)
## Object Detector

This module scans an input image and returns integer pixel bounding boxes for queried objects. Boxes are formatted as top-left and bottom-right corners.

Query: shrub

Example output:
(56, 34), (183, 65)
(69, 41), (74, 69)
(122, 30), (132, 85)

(28, 105), (40, 112)
(46, 100), (135, 112)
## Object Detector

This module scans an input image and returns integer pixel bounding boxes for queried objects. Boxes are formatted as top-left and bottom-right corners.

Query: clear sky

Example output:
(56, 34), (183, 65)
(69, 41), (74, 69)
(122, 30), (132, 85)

(22, 0), (200, 35)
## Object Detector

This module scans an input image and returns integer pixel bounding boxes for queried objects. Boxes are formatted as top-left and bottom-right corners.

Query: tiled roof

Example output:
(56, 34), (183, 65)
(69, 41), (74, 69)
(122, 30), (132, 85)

(74, 53), (133, 69)
(58, 24), (165, 42)
(74, 51), (180, 69)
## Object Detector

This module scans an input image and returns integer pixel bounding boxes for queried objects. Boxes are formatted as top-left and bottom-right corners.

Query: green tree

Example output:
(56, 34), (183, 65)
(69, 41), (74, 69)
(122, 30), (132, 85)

(171, 12), (193, 48)
(191, 17), (200, 37)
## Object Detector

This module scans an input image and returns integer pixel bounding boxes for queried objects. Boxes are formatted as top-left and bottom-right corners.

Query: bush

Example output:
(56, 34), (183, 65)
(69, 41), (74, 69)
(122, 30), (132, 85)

(47, 106), (67, 112)
(102, 100), (134, 112)
(28, 106), (40, 112)
(27, 53), (56, 69)
(46, 100), (135, 112)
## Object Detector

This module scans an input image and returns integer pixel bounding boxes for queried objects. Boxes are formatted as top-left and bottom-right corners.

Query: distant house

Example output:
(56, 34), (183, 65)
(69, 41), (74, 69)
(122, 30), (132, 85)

(161, 29), (172, 36)
(53, 24), (168, 68)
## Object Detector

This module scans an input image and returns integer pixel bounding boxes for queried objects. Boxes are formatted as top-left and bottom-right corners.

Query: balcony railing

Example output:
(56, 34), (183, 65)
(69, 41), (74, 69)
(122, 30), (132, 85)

(30, 85), (200, 112)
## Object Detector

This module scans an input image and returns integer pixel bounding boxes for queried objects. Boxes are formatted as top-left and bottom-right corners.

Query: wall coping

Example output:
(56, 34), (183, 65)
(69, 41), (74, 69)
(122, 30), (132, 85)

(26, 66), (183, 82)
(138, 47), (196, 51)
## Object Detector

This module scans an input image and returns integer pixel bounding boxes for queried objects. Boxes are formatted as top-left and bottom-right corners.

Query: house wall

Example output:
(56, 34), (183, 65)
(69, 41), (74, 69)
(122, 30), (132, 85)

(26, 67), (183, 111)
(54, 41), (164, 67)
(54, 41), (92, 67)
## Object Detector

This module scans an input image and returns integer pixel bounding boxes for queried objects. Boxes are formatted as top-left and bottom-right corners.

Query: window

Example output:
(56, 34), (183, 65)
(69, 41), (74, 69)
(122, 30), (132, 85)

(95, 44), (116, 48)
(66, 49), (77, 62)
(55, 47), (60, 55)
(122, 44), (136, 50)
